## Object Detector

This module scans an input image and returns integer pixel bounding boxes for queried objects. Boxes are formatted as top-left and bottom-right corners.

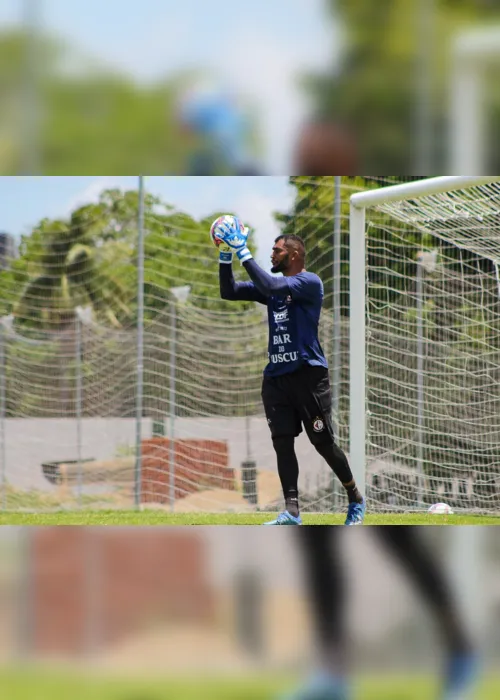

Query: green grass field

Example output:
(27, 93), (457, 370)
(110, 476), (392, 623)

(1, 668), (499, 700)
(0, 510), (498, 525)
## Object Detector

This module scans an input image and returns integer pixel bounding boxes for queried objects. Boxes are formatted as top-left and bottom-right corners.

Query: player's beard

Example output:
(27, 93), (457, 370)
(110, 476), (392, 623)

(271, 254), (289, 274)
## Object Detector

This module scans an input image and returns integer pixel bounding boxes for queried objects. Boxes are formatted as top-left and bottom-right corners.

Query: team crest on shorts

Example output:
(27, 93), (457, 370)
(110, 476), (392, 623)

(313, 417), (324, 432)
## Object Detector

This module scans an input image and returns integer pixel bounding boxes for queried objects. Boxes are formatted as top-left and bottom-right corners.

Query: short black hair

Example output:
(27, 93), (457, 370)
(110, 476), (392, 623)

(274, 234), (306, 260)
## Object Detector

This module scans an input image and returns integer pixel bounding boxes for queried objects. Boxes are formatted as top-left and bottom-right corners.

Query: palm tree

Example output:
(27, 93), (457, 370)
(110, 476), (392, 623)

(14, 198), (137, 333)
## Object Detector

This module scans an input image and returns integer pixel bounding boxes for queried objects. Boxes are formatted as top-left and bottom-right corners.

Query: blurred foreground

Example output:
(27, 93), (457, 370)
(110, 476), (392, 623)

(1, 0), (499, 173)
(0, 527), (498, 698)
(1, 667), (499, 700)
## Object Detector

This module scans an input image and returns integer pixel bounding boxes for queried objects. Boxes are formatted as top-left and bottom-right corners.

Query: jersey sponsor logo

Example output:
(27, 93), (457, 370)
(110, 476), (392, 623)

(272, 333), (291, 345)
(269, 351), (299, 364)
(273, 308), (289, 323)
(313, 417), (324, 432)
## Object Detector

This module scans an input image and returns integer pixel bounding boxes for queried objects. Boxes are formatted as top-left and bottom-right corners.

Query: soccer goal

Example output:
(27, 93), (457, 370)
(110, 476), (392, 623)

(349, 176), (500, 513)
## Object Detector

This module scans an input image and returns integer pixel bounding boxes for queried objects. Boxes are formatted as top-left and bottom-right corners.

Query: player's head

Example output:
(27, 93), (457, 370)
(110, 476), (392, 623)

(293, 118), (358, 174)
(271, 235), (306, 274)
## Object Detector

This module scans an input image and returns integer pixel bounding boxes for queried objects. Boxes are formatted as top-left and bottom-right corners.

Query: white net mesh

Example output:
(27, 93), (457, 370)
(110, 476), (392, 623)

(0, 314), (141, 509)
(4, 176), (497, 514)
(0, 179), (349, 512)
(363, 179), (500, 512)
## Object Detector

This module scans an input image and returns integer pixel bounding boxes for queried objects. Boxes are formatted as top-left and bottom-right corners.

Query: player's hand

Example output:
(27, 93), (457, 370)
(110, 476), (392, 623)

(218, 218), (253, 264)
(217, 240), (233, 264)
(210, 216), (234, 264)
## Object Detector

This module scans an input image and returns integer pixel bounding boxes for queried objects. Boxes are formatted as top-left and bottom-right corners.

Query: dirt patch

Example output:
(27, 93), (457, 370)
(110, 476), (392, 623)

(97, 590), (310, 673)
(138, 469), (282, 513)
(174, 469), (282, 512)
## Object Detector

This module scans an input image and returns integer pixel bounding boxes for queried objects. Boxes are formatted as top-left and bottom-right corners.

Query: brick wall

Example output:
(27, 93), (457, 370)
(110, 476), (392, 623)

(30, 528), (214, 655)
(141, 438), (236, 503)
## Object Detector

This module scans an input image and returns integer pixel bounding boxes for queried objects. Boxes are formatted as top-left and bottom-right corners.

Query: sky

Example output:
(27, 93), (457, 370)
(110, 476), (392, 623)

(0, 0), (339, 173)
(0, 176), (296, 270)
(0, 3), (334, 264)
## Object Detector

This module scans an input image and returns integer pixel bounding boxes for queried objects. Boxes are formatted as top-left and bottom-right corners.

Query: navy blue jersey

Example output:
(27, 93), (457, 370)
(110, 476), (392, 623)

(220, 262), (328, 377)
(265, 272), (327, 376)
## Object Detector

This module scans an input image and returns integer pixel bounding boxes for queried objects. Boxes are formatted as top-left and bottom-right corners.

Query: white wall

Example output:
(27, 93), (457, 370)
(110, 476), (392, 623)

(1, 417), (330, 493)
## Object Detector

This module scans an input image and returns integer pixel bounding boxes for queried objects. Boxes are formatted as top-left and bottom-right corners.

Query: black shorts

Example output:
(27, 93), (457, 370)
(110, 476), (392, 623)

(261, 364), (334, 445)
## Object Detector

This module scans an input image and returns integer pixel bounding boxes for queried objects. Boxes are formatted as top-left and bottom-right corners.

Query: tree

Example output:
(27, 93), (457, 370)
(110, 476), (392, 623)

(274, 177), (343, 310)
(307, 0), (500, 172)
(274, 176), (494, 314)
(0, 29), (260, 175)
(12, 193), (142, 332)
(0, 185), (266, 419)
(273, 176), (412, 312)
(3, 187), (260, 333)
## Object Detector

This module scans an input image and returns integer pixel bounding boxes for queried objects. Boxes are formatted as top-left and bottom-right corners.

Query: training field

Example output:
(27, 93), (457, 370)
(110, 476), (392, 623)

(4, 177), (500, 530)
(0, 510), (498, 525)
(1, 668), (499, 700)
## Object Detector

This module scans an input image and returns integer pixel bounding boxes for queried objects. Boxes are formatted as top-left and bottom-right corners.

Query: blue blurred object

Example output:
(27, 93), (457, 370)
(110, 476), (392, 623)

(178, 83), (259, 174)
(441, 652), (479, 700)
(281, 672), (350, 700)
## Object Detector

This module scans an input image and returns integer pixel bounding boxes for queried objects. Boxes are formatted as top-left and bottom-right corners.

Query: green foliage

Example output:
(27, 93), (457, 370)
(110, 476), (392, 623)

(10, 191), (141, 332)
(0, 30), (188, 174)
(310, 0), (500, 171)
(1, 188), (256, 332)
(0, 30), (259, 174)
(274, 177), (436, 313)
(0, 185), (267, 419)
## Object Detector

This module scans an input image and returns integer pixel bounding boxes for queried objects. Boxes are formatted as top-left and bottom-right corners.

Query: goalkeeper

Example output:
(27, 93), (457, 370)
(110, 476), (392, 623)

(214, 215), (365, 525)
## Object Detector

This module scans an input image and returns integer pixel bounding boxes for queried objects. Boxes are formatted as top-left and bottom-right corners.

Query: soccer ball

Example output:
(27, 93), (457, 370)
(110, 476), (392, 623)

(210, 214), (238, 251)
(428, 503), (454, 515)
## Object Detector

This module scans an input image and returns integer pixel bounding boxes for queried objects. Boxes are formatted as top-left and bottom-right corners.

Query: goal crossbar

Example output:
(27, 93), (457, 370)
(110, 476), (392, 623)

(350, 175), (500, 209)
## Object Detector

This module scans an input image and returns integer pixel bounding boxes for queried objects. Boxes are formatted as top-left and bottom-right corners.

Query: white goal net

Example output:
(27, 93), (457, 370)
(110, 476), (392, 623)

(351, 176), (500, 512)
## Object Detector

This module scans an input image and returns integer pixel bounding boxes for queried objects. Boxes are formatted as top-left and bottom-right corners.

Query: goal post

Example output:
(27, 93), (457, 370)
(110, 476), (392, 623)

(349, 175), (500, 511)
(450, 26), (500, 174)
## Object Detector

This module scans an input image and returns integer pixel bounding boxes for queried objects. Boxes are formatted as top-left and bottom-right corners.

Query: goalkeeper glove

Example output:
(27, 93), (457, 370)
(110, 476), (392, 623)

(233, 228), (252, 264)
(211, 216), (234, 264)
(218, 241), (233, 264)
(220, 220), (253, 264)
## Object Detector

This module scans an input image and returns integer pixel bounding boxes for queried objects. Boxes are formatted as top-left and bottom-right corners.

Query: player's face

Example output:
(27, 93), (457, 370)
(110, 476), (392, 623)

(271, 240), (290, 273)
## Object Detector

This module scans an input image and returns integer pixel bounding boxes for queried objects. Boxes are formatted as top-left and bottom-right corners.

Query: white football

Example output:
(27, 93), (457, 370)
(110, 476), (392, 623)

(428, 503), (454, 515)
(210, 215), (237, 252)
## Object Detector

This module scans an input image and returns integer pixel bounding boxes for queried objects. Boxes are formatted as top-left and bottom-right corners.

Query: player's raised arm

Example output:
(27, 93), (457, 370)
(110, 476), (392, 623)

(225, 230), (321, 302)
(210, 216), (267, 304)
(212, 216), (298, 298)
(242, 259), (292, 297)
(219, 260), (266, 303)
